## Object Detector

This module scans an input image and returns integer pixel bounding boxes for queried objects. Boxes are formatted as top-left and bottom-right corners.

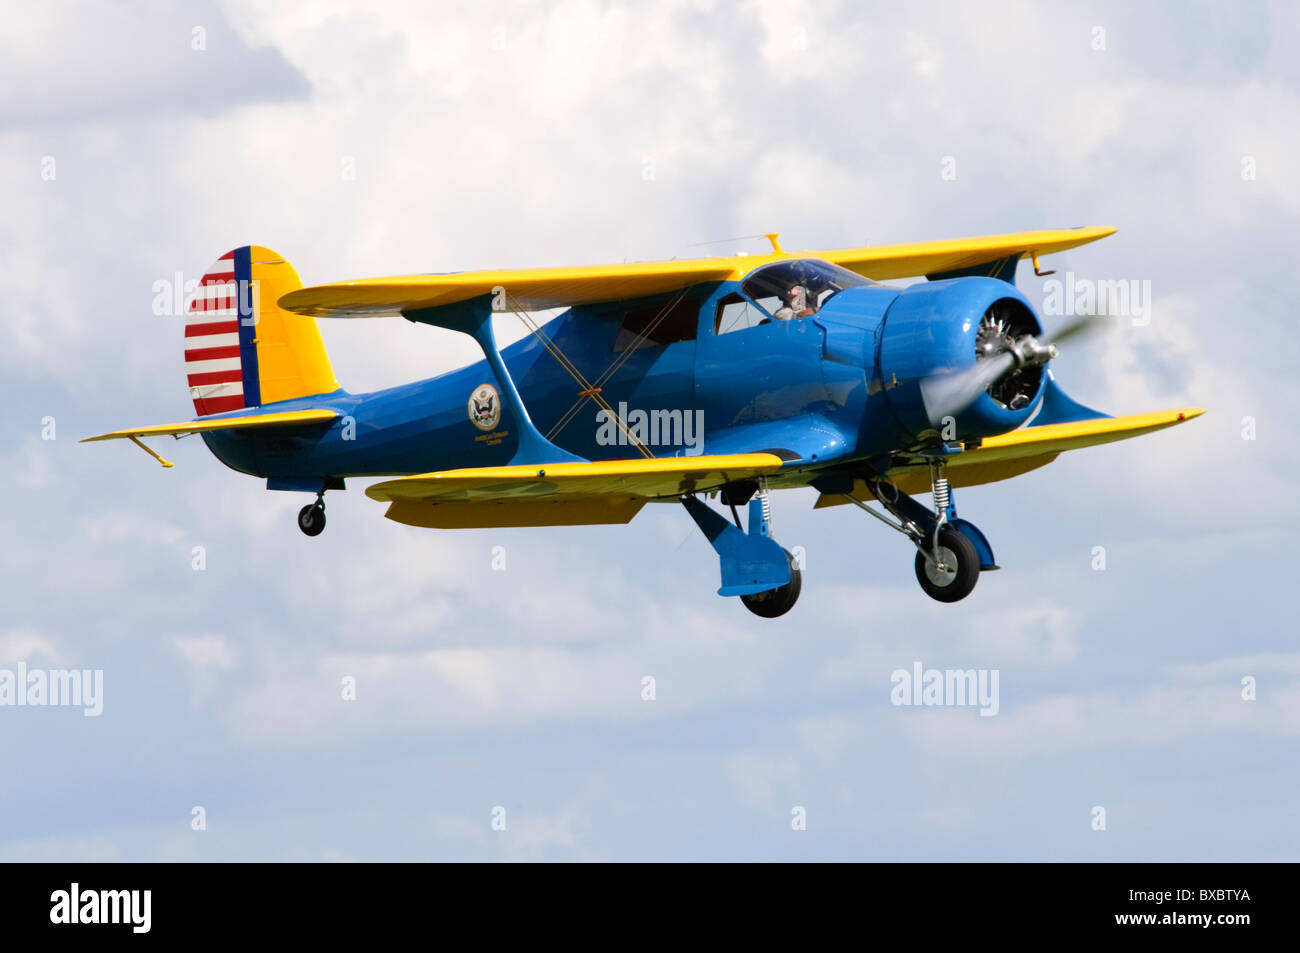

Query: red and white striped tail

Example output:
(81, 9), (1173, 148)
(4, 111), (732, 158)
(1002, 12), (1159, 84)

(185, 250), (246, 416)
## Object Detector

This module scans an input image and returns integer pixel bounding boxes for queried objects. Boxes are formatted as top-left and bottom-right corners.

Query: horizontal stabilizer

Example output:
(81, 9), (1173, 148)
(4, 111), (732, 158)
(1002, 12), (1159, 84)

(81, 408), (340, 443)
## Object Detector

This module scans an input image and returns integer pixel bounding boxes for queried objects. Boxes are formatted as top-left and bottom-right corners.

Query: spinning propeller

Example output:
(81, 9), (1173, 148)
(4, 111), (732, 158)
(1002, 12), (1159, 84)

(921, 306), (1106, 425)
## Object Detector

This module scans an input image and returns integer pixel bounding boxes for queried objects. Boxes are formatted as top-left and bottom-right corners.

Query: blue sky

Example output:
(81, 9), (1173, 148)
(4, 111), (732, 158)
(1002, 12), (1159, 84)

(1, 0), (1297, 860)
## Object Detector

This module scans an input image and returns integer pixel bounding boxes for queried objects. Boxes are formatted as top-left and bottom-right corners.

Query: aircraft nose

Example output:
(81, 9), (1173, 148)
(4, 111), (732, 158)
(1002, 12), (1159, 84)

(878, 277), (1047, 443)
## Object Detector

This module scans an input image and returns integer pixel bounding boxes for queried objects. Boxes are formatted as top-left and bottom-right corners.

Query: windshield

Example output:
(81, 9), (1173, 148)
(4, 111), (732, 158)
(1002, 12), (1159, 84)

(739, 258), (870, 319)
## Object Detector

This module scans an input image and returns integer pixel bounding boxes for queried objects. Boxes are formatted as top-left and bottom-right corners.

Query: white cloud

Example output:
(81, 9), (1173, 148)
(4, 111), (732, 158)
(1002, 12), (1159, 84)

(961, 606), (1081, 666)
(0, 628), (64, 666)
(795, 714), (856, 761)
(171, 634), (239, 670)
(726, 752), (801, 807)
(901, 664), (1300, 759)
(2, 0), (1298, 860)
(0, 832), (121, 861)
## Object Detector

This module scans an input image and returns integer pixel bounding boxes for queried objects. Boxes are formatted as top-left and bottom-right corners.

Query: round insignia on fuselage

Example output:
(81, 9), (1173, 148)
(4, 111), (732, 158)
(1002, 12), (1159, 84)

(468, 384), (501, 431)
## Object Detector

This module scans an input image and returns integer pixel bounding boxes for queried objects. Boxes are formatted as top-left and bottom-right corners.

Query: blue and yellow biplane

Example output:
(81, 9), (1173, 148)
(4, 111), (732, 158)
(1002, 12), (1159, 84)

(85, 228), (1201, 616)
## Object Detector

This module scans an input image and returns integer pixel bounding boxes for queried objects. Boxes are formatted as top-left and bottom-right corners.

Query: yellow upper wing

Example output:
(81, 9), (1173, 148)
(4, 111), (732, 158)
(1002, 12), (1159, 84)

(367, 453), (785, 529)
(813, 227), (1117, 281)
(278, 228), (1116, 317)
(279, 259), (737, 317)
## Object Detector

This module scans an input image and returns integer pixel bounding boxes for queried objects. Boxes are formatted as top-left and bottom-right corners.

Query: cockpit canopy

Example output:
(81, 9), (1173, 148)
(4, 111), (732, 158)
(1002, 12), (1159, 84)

(740, 258), (871, 318)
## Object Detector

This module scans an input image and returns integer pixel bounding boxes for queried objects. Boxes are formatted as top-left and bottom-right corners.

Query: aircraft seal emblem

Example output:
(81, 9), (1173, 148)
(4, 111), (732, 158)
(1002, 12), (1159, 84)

(468, 384), (501, 431)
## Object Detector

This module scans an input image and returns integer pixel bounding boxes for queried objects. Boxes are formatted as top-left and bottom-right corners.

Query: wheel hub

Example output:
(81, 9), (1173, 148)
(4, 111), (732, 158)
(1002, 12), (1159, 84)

(923, 546), (959, 586)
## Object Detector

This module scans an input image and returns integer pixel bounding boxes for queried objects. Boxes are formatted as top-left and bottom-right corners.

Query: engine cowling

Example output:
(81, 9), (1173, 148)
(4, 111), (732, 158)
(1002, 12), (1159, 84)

(877, 277), (1046, 444)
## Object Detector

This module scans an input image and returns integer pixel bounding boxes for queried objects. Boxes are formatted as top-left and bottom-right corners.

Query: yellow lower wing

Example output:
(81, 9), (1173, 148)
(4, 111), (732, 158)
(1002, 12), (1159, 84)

(367, 453), (785, 528)
(815, 407), (1203, 507)
(81, 409), (339, 467)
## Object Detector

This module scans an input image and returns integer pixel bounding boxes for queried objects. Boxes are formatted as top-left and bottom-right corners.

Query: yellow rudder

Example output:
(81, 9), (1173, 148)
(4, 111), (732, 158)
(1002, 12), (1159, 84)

(249, 246), (339, 404)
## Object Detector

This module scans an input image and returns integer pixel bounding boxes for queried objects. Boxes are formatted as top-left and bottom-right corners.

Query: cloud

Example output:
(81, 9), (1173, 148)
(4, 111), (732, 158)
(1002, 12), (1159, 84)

(0, 832), (121, 861)
(899, 660), (1300, 759)
(1166, 651), (1300, 681)
(960, 606), (1081, 666)
(2, 0), (1297, 860)
(0, 2), (310, 129)
(171, 634), (239, 670)
(795, 714), (856, 761)
(726, 752), (801, 808)
(0, 629), (64, 667)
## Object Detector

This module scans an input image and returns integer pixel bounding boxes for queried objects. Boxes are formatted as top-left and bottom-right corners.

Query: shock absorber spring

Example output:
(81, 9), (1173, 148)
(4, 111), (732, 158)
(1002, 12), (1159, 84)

(929, 460), (951, 517)
(759, 478), (772, 527)
(933, 477), (950, 514)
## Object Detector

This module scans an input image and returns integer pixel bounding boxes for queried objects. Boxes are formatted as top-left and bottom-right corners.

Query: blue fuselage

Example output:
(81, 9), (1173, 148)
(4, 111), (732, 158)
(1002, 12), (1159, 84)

(203, 276), (1044, 487)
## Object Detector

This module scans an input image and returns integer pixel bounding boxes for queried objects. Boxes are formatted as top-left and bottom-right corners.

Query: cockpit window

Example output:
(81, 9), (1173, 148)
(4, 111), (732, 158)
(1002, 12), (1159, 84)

(611, 297), (699, 351)
(739, 258), (870, 321)
(714, 292), (768, 334)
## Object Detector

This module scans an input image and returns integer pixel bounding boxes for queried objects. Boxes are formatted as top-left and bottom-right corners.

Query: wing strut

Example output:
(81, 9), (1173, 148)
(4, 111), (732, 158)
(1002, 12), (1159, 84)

(128, 435), (176, 468)
(500, 290), (656, 459)
(404, 295), (588, 466)
(509, 287), (693, 455)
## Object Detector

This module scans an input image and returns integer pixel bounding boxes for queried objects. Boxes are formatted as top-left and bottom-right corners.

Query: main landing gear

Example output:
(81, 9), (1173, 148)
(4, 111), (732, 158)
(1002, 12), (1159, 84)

(298, 492), (326, 537)
(682, 479), (802, 618)
(913, 525), (979, 602)
(741, 547), (803, 618)
(841, 456), (996, 603)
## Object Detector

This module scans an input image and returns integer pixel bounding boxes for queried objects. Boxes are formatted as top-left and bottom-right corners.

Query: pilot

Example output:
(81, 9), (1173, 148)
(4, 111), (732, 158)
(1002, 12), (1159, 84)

(773, 283), (815, 321)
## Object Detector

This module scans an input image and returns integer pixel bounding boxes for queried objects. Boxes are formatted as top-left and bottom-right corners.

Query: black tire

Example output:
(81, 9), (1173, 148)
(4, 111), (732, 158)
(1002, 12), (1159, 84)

(298, 503), (326, 537)
(914, 525), (979, 603)
(741, 549), (802, 618)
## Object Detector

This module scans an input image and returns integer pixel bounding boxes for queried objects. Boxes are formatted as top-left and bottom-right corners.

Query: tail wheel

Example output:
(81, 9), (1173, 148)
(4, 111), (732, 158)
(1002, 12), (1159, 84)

(298, 503), (326, 537)
(741, 549), (802, 618)
(914, 525), (979, 602)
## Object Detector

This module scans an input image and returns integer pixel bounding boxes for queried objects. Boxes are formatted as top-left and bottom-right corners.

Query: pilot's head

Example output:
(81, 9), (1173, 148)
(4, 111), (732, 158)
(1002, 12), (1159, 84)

(785, 284), (808, 310)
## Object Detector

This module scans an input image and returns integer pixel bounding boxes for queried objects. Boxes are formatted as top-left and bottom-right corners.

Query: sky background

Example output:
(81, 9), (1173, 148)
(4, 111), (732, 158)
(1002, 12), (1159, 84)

(1, 0), (1297, 860)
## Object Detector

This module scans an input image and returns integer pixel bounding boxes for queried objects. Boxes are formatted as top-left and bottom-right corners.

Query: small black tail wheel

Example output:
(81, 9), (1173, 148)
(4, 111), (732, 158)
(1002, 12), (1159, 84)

(298, 503), (326, 537)
(914, 525), (979, 602)
(741, 549), (802, 618)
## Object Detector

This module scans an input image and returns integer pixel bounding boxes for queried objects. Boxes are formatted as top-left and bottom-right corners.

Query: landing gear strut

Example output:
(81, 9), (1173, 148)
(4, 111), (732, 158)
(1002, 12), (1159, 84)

(740, 548), (802, 618)
(842, 457), (992, 603)
(682, 479), (802, 618)
(298, 492), (326, 537)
